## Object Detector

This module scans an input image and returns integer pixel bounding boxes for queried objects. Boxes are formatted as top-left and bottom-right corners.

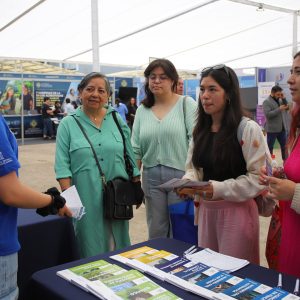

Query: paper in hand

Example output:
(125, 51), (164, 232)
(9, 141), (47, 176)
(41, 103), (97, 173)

(265, 154), (272, 176)
(157, 178), (209, 191)
(61, 185), (86, 220)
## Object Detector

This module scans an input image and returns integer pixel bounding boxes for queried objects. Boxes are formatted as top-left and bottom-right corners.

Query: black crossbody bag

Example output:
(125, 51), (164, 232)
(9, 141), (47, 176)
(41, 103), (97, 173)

(72, 112), (144, 220)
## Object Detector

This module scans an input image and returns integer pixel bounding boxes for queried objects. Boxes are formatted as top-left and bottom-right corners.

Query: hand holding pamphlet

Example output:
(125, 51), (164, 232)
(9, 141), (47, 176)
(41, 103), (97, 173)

(61, 185), (85, 220)
(158, 178), (209, 191)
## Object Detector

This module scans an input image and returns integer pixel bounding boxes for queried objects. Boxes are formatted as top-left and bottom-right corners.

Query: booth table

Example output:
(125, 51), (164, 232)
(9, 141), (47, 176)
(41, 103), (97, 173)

(28, 238), (298, 300)
(17, 209), (80, 300)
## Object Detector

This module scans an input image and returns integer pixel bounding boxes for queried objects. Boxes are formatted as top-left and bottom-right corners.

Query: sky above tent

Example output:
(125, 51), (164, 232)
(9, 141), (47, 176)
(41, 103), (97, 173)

(0, 0), (299, 72)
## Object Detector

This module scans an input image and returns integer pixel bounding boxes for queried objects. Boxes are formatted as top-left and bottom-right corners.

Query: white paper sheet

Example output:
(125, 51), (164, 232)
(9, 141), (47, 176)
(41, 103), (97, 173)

(185, 248), (249, 273)
(61, 185), (85, 220)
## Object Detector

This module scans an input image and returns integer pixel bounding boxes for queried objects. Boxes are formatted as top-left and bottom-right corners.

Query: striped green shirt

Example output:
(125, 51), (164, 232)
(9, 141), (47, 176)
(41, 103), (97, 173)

(131, 95), (197, 171)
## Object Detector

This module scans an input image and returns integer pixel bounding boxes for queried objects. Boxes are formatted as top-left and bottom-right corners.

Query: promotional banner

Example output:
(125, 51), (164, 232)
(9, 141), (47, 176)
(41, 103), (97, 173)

(4, 116), (22, 138)
(256, 105), (266, 130)
(0, 80), (34, 115)
(24, 115), (44, 138)
(258, 82), (274, 105)
(34, 81), (71, 109)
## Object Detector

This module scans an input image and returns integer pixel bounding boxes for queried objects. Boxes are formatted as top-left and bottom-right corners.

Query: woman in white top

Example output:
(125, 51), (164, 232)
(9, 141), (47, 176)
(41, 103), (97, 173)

(131, 59), (197, 239)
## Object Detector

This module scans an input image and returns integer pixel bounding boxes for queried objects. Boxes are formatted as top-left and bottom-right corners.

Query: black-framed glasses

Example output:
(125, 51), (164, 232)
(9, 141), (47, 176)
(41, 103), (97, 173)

(201, 64), (229, 77)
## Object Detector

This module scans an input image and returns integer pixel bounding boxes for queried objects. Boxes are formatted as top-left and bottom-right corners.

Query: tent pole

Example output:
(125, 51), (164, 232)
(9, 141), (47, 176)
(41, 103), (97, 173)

(292, 11), (298, 56)
(91, 0), (100, 72)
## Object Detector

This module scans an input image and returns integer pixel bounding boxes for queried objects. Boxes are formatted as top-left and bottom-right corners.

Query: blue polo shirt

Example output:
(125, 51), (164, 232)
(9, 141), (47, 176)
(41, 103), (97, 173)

(0, 115), (20, 255)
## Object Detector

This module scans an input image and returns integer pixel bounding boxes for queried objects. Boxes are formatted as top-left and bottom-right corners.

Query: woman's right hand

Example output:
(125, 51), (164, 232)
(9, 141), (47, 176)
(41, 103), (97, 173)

(175, 187), (196, 199)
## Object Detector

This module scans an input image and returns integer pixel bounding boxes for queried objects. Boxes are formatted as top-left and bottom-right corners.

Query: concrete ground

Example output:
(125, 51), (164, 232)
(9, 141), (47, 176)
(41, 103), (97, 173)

(18, 139), (282, 268)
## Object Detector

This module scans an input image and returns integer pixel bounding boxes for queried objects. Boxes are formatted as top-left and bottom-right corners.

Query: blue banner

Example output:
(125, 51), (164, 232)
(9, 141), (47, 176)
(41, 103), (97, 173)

(34, 81), (71, 108)
(3, 116), (22, 138)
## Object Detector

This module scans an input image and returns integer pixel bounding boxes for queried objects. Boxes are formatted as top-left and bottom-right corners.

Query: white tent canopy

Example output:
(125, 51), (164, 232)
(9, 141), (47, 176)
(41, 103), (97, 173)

(0, 0), (299, 73)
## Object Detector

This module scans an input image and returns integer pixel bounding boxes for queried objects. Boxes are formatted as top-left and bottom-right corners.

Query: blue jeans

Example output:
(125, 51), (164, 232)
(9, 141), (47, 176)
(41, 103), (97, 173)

(43, 118), (54, 137)
(267, 131), (286, 161)
(142, 165), (184, 239)
(0, 253), (18, 300)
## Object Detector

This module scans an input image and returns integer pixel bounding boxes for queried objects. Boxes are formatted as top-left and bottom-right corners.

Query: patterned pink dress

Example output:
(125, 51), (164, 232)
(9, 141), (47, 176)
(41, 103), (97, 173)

(279, 136), (300, 277)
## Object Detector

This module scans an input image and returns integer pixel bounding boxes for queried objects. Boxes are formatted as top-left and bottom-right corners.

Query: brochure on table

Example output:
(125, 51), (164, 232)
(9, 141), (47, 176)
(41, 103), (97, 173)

(57, 259), (182, 300)
(110, 246), (299, 300)
(56, 247), (299, 300)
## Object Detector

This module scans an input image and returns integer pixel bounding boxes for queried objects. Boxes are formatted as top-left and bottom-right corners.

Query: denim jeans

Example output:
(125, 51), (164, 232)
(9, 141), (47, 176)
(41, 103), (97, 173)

(0, 253), (18, 300)
(43, 118), (54, 137)
(267, 131), (287, 161)
(142, 165), (184, 239)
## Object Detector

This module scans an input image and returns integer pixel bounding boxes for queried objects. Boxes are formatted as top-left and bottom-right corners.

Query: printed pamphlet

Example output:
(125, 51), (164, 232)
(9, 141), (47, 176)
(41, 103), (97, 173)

(110, 246), (158, 264)
(186, 248), (249, 272)
(56, 259), (126, 293)
(215, 278), (273, 300)
(157, 178), (209, 191)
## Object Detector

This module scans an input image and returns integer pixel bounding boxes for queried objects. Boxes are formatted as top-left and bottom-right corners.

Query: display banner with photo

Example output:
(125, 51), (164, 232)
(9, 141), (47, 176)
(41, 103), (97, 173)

(34, 81), (71, 109)
(0, 79), (35, 115)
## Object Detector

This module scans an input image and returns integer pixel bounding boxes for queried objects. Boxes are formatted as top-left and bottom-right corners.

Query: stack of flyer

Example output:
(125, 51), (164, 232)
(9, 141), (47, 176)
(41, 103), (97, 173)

(56, 259), (182, 300)
(110, 247), (300, 300)
(185, 248), (249, 273)
(110, 246), (178, 280)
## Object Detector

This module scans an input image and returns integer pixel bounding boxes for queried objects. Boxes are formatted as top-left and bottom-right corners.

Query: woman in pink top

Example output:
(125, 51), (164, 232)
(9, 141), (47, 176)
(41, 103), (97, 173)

(261, 51), (300, 277)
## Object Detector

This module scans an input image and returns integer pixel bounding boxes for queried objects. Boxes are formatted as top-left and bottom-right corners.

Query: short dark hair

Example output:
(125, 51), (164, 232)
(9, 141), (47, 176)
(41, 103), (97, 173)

(78, 72), (112, 96)
(293, 51), (300, 59)
(44, 96), (50, 101)
(271, 85), (283, 93)
(65, 98), (71, 103)
(142, 59), (179, 108)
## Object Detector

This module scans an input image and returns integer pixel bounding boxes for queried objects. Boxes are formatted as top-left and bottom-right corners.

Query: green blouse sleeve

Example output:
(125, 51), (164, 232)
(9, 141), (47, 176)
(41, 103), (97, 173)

(55, 119), (73, 180)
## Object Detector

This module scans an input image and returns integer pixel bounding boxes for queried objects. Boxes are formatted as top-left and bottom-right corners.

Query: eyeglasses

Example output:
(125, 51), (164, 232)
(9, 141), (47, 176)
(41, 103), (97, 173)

(148, 74), (169, 82)
(201, 64), (229, 77)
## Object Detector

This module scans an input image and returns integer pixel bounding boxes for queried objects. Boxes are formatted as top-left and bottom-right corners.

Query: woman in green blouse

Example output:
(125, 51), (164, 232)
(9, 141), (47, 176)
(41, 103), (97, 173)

(131, 59), (197, 239)
(55, 72), (141, 258)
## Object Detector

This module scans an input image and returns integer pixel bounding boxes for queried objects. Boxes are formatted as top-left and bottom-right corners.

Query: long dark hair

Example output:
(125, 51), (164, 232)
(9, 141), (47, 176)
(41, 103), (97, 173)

(142, 59), (178, 108)
(192, 65), (245, 179)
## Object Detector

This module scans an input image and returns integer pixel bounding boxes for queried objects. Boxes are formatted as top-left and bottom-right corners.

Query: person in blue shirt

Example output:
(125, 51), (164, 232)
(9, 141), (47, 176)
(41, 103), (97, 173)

(0, 115), (72, 299)
(114, 98), (128, 123)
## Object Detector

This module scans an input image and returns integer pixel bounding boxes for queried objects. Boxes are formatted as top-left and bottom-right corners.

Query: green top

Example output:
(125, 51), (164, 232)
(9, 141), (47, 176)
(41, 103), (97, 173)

(55, 106), (140, 258)
(131, 96), (197, 171)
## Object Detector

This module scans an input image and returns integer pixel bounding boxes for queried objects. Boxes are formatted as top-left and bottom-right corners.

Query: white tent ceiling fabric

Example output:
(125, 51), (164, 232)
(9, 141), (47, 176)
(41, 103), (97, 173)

(0, 0), (299, 72)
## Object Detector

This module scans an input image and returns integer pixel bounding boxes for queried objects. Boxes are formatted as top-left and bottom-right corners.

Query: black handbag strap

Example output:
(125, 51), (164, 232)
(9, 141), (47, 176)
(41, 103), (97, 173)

(112, 111), (133, 178)
(71, 115), (107, 186)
